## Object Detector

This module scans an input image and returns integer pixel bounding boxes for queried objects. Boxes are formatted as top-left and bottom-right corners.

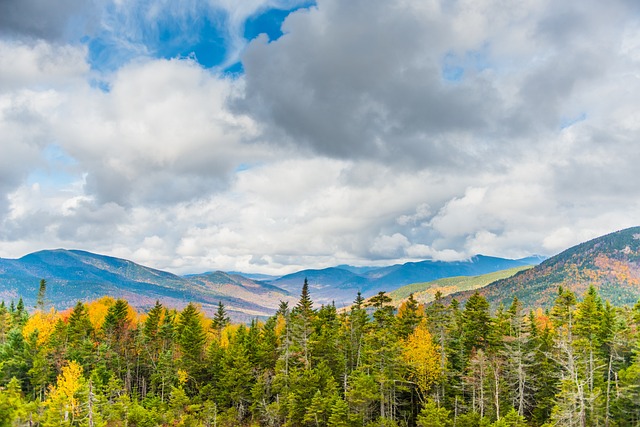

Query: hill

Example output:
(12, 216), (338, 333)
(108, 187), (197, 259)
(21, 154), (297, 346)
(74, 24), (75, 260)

(388, 266), (531, 306)
(447, 226), (640, 310)
(0, 249), (295, 322)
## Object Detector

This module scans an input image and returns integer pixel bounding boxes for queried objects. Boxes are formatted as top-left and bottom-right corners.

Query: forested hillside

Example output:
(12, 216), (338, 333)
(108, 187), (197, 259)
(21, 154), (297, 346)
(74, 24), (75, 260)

(388, 266), (531, 306)
(449, 226), (640, 310)
(0, 278), (639, 426)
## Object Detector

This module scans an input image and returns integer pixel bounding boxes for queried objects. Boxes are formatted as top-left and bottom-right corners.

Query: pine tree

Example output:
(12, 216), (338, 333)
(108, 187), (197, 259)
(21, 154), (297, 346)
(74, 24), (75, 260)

(219, 325), (253, 422)
(462, 292), (492, 356)
(35, 279), (47, 311)
(295, 278), (314, 317)
(67, 301), (95, 373)
(176, 303), (207, 389)
(417, 400), (452, 427)
(68, 301), (93, 342)
(327, 397), (350, 427)
(397, 293), (423, 339)
(212, 301), (230, 339)
(291, 278), (316, 369)
(102, 299), (130, 336)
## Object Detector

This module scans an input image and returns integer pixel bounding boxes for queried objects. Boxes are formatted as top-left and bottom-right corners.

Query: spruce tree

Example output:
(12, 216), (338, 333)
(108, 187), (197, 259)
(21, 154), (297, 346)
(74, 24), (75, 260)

(397, 293), (423, 338)
(212, 301), (230, 339)
(35, 279), (47, 311)
(291, 278), (316, 369)
(462, 292), (491, 355)
(177, 303), (207, 389)
(295, 277), (314, 317)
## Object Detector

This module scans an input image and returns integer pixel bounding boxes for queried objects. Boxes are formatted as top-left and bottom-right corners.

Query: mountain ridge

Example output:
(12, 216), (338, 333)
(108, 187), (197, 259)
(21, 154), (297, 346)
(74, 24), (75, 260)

(0, 249), (545, 317)
(267, 254), (542, 305)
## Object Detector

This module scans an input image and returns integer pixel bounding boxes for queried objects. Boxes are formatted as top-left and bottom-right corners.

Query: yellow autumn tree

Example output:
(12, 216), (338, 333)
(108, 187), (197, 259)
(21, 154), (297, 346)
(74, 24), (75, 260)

(22, 308), (58, 346)
(403, 320), (441, 404)
(43, 360), (86, 426)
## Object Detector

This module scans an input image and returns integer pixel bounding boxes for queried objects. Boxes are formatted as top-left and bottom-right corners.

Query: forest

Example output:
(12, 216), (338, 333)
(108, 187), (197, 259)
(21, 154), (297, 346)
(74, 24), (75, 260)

(0, 278), (639, 427)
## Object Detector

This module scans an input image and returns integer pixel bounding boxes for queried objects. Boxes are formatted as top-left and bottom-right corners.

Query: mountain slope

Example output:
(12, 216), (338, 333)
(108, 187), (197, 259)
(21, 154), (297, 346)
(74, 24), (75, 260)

(447, 226), (640, 310)
(0, 249), (294, 321)
(388, 266), (532, 306)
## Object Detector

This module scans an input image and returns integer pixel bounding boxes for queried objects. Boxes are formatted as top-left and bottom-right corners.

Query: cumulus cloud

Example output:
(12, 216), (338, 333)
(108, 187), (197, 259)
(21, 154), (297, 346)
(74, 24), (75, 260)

(54, 58), (262, 206)
(238, 0), (638, 168)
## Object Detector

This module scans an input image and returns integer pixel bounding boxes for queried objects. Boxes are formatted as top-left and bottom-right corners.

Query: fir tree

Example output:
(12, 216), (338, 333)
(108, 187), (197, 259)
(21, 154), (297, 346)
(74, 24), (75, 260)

(35, 279), (47, 311)
(176, 303), (207, 388)
(212, 301), (230, 338)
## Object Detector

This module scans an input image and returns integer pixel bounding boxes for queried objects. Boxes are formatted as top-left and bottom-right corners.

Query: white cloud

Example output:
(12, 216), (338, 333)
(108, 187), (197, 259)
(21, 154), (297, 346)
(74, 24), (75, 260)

(2, 0), (640, 277)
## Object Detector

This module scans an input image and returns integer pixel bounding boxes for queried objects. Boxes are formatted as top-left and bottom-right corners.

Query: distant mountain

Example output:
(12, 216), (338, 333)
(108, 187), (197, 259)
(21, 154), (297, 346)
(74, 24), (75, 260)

(447, 226), (640, 310)
(0, 249), (295, 322)
(388, 266), (532, 306)
(0, 248), (553, 320)
(268, 255), (542, 306)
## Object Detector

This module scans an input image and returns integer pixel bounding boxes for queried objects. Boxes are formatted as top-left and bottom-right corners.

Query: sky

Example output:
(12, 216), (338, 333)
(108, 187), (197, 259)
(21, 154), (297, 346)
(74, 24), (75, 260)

(1, 0), (640, 276)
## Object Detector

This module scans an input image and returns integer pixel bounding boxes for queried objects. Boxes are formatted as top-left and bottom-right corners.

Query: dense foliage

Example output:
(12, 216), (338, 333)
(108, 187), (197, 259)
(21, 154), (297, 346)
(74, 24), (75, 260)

(0, 280), (639, 426)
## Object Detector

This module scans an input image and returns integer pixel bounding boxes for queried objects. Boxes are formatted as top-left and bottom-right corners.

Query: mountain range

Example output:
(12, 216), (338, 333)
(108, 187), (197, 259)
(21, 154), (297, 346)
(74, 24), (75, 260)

(0, 248), (543, 320)
(4, 225), (638, 321)
(267, 255), (542, 306)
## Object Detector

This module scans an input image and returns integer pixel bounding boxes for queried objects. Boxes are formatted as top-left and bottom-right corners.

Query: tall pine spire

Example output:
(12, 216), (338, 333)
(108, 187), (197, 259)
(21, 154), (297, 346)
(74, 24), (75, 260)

(295, 277), (314, 317)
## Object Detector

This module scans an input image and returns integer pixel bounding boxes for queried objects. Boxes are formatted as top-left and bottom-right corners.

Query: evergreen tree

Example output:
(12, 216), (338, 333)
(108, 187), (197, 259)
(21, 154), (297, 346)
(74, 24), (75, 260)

(397, 293), (423, 339)
(35, 279), (47, 311)
(295, 278), (314, 318)
(212, 301), (230, 339)
(462, 293), (492, 356)
(291, 278), (316, 369)
(327, 397), (350, 427)
(417, 400), (452, 427)
(176, 303), (207, 390)
(66, 301), (95, 374)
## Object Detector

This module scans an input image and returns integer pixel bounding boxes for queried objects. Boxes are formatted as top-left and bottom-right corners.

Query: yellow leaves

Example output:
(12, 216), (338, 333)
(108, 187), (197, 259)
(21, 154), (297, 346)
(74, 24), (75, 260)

(398, 299), (425, 317)
(403, 320), (441, 403)
(23, 308), (59, 345)
(177, 369), (189, 386)
(218, 324), (239, 348)
(85, 296), (141, 329)
(46, 360), (85, 421)
(275, 314), (287, 338)
(85, 296), (116, 329)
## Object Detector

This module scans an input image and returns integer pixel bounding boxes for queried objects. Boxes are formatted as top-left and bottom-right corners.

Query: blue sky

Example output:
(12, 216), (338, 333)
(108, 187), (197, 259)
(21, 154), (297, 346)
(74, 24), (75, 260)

(0, 0), (639, 275)
(85, 1), (314, 72)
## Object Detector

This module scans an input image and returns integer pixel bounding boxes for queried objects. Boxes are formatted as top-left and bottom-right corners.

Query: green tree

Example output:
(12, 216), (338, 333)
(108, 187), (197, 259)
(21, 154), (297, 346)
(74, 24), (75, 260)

(212, 301), (230, 339)
(328, 397), (350, 427)
(291, 278), (316, 370)
(462, 292), (492, 356)
(397, 293), (423, 339)
(0, 377), (24, 426)
(416, 400), (452, 427)
(176, 303), (207, 390)
(36, 279), (47, 311)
